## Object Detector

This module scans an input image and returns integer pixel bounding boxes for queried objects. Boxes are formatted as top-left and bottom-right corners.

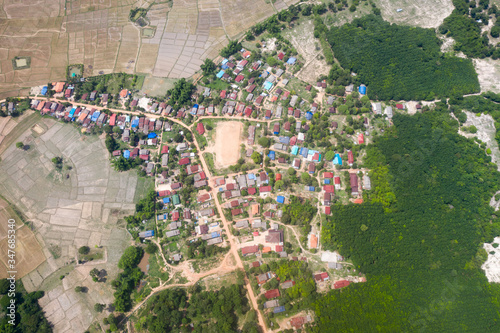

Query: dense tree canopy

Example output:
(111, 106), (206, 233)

(316, 112), (500, 331)
(326, 15), (479, 100)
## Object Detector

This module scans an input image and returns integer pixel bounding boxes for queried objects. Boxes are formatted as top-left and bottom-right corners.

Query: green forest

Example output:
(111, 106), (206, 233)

(317, 112), (500, 331)
(136, 284), (259, 333)
(326, 15), (479, 101)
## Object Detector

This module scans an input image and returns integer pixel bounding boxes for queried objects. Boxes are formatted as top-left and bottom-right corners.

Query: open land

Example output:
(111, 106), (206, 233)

(374, 0), (454, 28)
(0, 0), (299, 98)
(0, 119), (140, 332)
(474, 58), (500, 94)
(210, 121), (242, 169)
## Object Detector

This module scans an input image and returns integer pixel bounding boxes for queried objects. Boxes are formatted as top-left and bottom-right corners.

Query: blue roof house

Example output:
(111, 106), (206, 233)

(333, 153), (342, 165)
(163, 197), (171, 204)
(264, 81), (273, 91)
(268, 151), (276, 160)
(291, 146), (299, 155)
(273, 306), (286, 314)
(324, 179), (331, 185)
(287, 57), (297, 65)
(216, 70), (225, 78)
(300, 147), (309, 158)
(277, 196), (285, 204)
(131, 118), (139, 128)
(91, 111), (100, 122)
(123, 150), (130, 159)
(41, 86), (48, 96)
(306, 111), (313, 120)
(359, 84), (367, 95)
(148, 132), (157, 139)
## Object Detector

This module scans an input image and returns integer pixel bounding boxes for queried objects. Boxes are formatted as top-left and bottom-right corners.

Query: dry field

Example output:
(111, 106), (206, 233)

(0, 0), (299, 98)
(0, 119), (139, 332)
(283, 20), (330, 84)
(211, 121), (242, 168)
(474, 58), (500, 94)
(0, 198), (46, 279)
(374, 0), (454, 28)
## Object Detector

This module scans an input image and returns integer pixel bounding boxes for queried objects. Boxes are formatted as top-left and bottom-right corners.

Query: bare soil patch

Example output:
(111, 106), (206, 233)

(474, 58), (500, 93)
(213, 121), (242, 168)
(374, 0), (454, 28)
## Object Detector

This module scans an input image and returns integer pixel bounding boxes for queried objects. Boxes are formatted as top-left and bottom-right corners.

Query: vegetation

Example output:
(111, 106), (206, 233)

(326, 15), (479, 100)
(166, 79), (196, 109)
(220, 40), (243, 58)
(112, 246), (144, 312)
(0, 280), (51, 332)
(125, 190), (160, 227)
(186, 239), (229, 259)
(136, 284), (258, 332)
(317, 112), (500, 331)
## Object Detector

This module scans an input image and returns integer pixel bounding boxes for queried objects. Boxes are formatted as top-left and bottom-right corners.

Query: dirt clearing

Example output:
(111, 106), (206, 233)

(374, 0), (453, 28)
(213, 121), (242, 168)
(0, 198), (46, 279)
(474, 58), (500, 93)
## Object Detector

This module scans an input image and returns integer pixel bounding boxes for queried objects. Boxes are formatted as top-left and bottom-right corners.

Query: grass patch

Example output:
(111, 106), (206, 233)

(134, 176), (155, 203)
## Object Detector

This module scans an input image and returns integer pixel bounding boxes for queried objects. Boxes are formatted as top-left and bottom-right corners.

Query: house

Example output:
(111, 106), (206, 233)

(314, 272), (330, 282)
(347, 150), (354, 166)
(281, 280), (296, 289)
(183, 209), (192, 220)
(252, 260), (262, 268)
(310, 234), (318, 249)
(334, 280), (351, 289)
(139, 230), (154, 238)
(290, 315), (312, 329)
(396, 103), (405, 110)
(328, 262), (343, 270)
(196, 122), (205, 135)
(179, 157), (190, 165)
(323, 185), (335, 193)
(172, 194), (181, 205)
(385, 106), (393, 118)
(232, 208), (243, 216)
(324, 192), (331, 206)
(241, 245), (259, 256)
(171, 211), (180, 221)
(324, 172), (333, 178)
(264, 300), (279, 308)
(277, 196), (285, 204)
(292, 158), (301, 169)
(235, 220), (249, 228)
(196, 224), (209, 235)
(358, 133), (364, 144)
(259, 185), (272, 193)
(334, 176), (341, 190)
(363, 174), (371, 190)
(165, 230), (180, 238)
(373, 102), (382, 114)
(350, 173), (359, 196)
(325, 206), (331, 215)
(266, 229), (284, 244)
(264, 289), (280, 299)
(308, 163), (315, 174)
(194, 180), (207, 188)
(257, 272), (272, 285)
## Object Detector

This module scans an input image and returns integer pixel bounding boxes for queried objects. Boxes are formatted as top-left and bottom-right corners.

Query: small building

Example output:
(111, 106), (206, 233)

(264, 289), (280, 299)
(277, 196), (285, 204)
(196, 122), (205, 135)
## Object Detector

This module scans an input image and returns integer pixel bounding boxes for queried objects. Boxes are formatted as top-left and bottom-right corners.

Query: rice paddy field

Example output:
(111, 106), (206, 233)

(0, 118), (144, 332)
(0, 0), (300, 98)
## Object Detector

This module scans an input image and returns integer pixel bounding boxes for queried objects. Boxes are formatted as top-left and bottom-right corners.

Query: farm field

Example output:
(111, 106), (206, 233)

(0, 0), (300, 98)
(0, 119), (142, 332)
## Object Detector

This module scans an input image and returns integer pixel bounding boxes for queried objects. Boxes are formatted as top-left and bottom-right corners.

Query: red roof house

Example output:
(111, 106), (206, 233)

(241, 245), (259, 256)
(324, 172), (333, 178)
(179, 158), (190, 165)
(323, 185), (335, 193)
(358, 133), (364, 144)
(334, 280), (351, 289)
(259, 186), (272, 193)
(161, 145), (169, 154)
(264, 289), (280, 299)
(196, 122), (205, 135)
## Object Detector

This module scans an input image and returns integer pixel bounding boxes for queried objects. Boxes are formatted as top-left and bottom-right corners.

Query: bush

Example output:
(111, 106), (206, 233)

(145, 242), (158, 254)
(79, 246), (90, 255)
(16, 142), (24, 149)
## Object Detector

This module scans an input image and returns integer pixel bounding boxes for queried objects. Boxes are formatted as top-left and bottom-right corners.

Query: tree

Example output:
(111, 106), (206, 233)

(145, 242), (158, 254)
(301, 172), (311, 184)
(105, 135), (118, 153)
(220, 40), (242, 58)
(0, 279), (9, 294)
(90, 268), (100, 282)
(16, 142), (24, 149)
(118, 246), (144, 269)
(79, 246), (90, 255)
(492, 26), (500, 38)
(201, 58), (216, 75)
(94, 303), (106, 313)
(258, 136), (270, 148)
(325, 151), (335, 161)
(112, 126), (123, 135)
(75, 286), (85, 293)
(251, 152), (262, 164)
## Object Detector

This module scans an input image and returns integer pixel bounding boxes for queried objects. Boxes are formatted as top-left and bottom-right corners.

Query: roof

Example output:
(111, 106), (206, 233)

(334, 280), (351, 289)
(260, 185), (272, 193)
(241, 245), (259, 255)
(196, 122), (205, 135)
(324, 172), (333, 178)
(264, 289), (280, 299)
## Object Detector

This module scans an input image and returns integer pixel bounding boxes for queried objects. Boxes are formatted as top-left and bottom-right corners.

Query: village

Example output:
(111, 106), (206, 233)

(4, 44), (402, 331)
